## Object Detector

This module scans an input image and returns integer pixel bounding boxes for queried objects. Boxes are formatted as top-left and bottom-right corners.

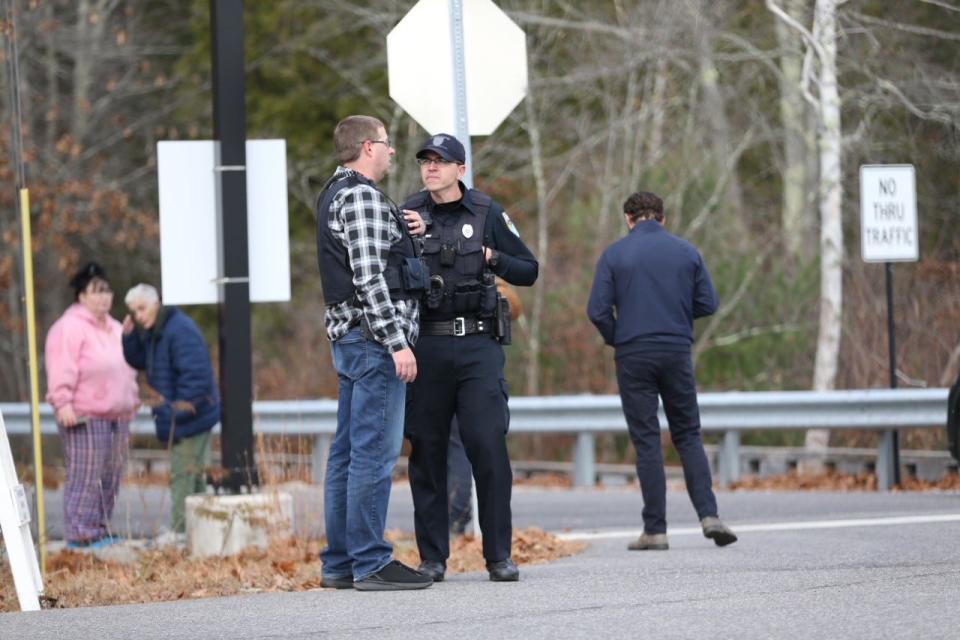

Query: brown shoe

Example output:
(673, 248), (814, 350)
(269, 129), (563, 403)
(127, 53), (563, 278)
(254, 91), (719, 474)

(627, 532), (669, 550)
(701, 517), (738, 547)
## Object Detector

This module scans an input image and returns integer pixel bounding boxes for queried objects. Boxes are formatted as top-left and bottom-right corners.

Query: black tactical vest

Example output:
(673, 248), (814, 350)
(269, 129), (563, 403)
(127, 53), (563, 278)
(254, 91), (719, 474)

(403, 189), (498, 321)
(316, 173), (426, 306)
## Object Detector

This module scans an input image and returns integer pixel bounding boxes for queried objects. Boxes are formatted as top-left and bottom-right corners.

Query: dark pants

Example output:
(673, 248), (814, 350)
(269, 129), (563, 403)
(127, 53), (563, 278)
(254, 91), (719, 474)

(406, 333), (512, 563)
(615, 350), (718, 534)
(447, 418), (473, 534)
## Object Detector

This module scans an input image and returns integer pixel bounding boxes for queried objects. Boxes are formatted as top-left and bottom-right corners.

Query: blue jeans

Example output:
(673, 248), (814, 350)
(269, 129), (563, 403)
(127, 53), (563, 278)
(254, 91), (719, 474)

(321, 328), (406, 580)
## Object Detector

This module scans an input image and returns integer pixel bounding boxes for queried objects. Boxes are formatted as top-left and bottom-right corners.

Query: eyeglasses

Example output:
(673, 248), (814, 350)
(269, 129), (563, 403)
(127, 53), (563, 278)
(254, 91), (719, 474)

(366, 138), (391, 148)
(417, 157), (459, 168)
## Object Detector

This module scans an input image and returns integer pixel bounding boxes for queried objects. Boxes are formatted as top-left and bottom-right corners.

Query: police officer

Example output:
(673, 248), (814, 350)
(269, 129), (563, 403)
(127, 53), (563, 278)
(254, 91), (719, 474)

(403, 133), (538, 582)
(587, 191), (737, 551)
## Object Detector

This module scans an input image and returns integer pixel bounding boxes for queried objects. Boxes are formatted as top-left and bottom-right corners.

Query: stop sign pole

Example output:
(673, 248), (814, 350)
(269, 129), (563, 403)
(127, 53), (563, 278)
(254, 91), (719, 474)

(449, 0), (474, 188)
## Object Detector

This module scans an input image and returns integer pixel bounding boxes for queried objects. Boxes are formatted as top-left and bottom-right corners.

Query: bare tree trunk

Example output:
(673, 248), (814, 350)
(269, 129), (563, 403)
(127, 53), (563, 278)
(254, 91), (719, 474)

(523, 91), (548, 398)
(72, 0), (110, 146)
(646, 60), (668, 167)
(805, 0), (843, 466)
(689, 1), (749, 247)
(45, 1), (60, 161)
(593, 115), (622, 255)
(775, 0), (815, 265)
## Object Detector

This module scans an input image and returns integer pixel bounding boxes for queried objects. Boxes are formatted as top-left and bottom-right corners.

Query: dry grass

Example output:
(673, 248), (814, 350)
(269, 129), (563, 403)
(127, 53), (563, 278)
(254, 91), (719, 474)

(0, 527), (584, 612)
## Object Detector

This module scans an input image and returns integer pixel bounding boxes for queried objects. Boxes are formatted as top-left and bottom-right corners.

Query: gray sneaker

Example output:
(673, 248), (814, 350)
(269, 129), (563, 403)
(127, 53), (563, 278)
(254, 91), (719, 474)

(701, 517), (738, 546)
(627, 532), (669, 550)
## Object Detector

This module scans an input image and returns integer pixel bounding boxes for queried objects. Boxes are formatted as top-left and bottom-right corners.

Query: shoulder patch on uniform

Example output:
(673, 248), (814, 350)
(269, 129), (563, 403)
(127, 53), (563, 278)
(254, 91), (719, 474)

(502, 211), (520, 237)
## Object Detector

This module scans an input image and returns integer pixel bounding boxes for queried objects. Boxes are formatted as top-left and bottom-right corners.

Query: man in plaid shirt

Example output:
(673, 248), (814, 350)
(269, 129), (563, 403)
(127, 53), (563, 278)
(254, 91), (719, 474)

(315, 115), (432, 591)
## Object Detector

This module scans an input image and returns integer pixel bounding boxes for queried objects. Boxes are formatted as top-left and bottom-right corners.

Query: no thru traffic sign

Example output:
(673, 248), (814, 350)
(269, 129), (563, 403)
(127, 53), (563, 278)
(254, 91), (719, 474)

(860, 164), (919, 263)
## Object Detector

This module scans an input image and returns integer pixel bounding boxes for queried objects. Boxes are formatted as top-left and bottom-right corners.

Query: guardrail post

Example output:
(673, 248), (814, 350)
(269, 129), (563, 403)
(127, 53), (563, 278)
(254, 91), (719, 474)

(312, 434), (331, 485)
(877, 429), (897, 491)
(718, 430), (740, 486)
(573, 432), (595, 487)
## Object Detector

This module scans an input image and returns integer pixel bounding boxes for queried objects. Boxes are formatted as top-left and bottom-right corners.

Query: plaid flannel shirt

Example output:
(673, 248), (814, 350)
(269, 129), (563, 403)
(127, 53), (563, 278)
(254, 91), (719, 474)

(322, 167), (419, 352)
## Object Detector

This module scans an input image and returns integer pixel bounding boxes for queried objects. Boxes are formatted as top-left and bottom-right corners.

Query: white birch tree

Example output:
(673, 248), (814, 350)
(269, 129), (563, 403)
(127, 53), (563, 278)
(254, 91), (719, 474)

(767, 0), (844, 469)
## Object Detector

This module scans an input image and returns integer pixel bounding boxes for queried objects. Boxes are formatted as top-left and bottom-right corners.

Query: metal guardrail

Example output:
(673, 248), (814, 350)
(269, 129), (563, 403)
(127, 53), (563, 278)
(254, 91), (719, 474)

(1, 388), (949, 490)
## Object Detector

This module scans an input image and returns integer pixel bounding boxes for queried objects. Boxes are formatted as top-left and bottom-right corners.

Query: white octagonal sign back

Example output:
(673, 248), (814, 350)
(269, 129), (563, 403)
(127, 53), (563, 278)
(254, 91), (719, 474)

(387, 0), (527, 136)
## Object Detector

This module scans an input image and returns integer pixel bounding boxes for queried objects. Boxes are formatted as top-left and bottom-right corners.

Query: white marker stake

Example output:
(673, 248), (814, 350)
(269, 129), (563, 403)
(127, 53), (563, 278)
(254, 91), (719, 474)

(0, 409), (43, 611)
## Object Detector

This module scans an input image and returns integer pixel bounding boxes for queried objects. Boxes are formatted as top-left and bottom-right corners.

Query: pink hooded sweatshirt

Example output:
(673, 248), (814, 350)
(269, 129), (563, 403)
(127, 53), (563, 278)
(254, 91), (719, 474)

(44, 303), (139, 421)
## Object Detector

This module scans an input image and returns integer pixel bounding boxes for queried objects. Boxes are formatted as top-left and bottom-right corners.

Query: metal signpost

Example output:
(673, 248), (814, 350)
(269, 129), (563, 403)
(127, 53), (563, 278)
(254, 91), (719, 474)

(860, 164), (919, 490)
(211, 0), (255, 490)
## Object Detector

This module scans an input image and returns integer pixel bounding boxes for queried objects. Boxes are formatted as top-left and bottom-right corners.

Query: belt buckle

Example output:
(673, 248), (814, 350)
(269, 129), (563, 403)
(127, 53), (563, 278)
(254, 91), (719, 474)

(453, 317), (466, 337)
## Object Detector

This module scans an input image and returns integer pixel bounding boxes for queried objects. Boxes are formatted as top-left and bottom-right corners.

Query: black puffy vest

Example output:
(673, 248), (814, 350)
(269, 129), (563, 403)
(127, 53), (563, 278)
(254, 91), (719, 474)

(403, 189), (495, 321)
(316, 173), (423, 306)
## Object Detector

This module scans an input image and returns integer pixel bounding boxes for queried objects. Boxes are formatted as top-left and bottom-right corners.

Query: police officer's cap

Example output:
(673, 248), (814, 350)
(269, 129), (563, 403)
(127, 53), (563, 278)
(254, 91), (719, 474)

(415, 133), (465, 164)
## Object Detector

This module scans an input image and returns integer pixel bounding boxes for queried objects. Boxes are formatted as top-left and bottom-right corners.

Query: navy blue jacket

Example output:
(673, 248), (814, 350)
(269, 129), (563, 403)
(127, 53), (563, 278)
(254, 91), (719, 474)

(587, 220), (718, 358)
(122, 306), (219, 443)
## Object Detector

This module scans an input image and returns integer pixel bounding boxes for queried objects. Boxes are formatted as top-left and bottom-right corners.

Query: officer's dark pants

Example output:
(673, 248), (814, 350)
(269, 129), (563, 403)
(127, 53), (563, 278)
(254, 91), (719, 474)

(447, 418), (474, 534)
(406, 333), (512, 563)
(615, 350), (718, 534)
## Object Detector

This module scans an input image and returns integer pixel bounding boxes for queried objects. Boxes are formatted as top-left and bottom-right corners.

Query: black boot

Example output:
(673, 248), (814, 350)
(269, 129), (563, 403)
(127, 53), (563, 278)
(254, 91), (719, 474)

(486, 558), (520, 582)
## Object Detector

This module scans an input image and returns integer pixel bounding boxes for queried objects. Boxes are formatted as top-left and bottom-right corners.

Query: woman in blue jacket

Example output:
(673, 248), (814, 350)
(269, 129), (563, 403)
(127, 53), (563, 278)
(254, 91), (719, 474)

(121, 283), (219, 535)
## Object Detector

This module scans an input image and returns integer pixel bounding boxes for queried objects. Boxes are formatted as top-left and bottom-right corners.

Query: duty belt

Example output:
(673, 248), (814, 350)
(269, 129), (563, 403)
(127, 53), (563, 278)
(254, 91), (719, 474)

(420, 317), (492, 337)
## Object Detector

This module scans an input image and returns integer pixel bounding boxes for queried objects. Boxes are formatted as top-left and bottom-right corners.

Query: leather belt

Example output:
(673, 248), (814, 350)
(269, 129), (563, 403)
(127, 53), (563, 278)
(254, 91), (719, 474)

(421, 317), (492, 337)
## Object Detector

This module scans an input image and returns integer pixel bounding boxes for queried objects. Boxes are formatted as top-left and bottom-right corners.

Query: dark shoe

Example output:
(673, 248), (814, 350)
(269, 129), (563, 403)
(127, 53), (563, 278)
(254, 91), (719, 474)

(320, 574), (354, 589)
(487, 558), (520, 582)
(418, 560), (446, 582)
(354, 561), (433, 591)
(627, 532), (669, 551)
(701, 517), (738, 547)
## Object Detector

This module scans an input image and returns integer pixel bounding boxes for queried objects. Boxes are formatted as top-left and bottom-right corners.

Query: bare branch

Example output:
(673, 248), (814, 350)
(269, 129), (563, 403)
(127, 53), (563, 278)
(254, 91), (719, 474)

(850, 10), (960, 41)
(693, 251), (767, 361)
(875, 78), (957, 124)
(918, 0), (960, 12)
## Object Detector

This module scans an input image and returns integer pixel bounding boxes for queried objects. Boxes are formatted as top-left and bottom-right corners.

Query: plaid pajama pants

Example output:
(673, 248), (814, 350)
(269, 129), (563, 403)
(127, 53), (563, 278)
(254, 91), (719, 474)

(58, 418), (129, 543)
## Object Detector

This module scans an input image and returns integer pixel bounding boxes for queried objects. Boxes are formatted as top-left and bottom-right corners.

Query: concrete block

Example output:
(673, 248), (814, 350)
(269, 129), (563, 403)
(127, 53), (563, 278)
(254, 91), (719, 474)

(273, 481), (324, 539)
(185, 492), (293, 558)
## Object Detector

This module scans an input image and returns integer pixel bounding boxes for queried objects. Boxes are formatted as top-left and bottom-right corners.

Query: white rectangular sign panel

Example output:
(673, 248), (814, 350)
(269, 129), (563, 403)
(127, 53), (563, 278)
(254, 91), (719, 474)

(860, 164), (919, 263)
(157, 139), (291, 304)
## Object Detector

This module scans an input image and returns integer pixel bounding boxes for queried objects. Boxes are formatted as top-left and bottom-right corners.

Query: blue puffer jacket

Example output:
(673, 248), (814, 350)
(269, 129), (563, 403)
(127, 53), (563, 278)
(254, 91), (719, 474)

(122, 306), (219, 444)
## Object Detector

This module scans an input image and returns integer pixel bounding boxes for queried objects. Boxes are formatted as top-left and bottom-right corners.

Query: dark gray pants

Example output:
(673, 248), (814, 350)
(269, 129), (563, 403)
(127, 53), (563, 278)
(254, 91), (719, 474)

(616, 350), (718, 534)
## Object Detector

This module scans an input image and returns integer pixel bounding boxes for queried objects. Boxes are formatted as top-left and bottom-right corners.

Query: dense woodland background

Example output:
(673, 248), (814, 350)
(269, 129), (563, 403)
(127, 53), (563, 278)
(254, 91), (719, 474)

(1, 1), (958, 455)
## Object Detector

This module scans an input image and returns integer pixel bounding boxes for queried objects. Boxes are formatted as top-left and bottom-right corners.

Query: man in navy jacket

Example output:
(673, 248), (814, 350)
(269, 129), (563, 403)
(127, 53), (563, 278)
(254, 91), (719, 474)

(122, 283), (219, 535)
(587, 191), (737, 551)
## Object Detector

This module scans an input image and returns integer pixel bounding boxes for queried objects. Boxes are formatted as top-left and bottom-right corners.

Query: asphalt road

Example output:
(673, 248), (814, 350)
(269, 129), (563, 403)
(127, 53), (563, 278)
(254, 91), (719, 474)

(33, 480), (960, 539)
(4, 487), (960, 639)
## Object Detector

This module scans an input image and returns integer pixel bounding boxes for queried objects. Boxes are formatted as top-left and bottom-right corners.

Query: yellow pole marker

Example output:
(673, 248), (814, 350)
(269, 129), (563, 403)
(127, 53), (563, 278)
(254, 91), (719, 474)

(20, 187), (46, 576)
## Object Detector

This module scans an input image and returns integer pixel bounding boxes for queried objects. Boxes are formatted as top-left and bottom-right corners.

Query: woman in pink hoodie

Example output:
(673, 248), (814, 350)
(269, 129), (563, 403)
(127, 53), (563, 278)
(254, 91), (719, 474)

(44, 262), (139, 548)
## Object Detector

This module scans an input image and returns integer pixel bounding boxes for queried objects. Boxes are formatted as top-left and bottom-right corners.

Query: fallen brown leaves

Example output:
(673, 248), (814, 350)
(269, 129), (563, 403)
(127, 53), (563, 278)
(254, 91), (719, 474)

(0, 528), (584, 612)
(514, 473), (572, 488)
(388, 526), (585, 574)
(729, 471), (960, 492)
